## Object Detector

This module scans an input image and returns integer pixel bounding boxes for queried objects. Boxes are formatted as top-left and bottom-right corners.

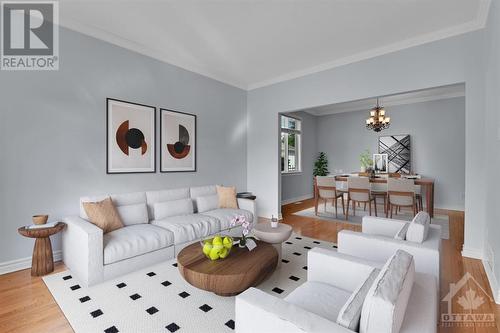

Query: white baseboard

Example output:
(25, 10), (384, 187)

(482, 259), (500, 304)
(461, 247), (484, 260)
(281, 193), (314, 205)
(0, 250), (62, 275)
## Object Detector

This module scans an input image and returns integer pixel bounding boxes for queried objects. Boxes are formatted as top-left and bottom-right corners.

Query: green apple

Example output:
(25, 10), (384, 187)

(209, 247), (220, 260)
(212, 236), (223, 245)
(202, 242), (213, 256)
(223, 237), (233, 249)
(219, 247), (229, 259)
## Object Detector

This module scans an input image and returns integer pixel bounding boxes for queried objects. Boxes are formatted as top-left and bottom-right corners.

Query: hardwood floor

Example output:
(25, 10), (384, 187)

(0, 199), (498, 333)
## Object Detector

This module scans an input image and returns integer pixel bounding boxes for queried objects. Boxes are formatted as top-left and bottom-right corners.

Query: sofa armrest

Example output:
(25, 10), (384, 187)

(362, 216), (408, 237)
(62, 216), (104, 286)
(307, 248), (379, 292)
(238, 198), (257, 222)
(236, 288), (353, 333)
(338, 230), (440, 283)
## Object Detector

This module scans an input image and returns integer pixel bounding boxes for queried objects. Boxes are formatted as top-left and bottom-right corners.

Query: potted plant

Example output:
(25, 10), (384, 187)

(359, 149), (373, 172)
(313, 152), (329, 177)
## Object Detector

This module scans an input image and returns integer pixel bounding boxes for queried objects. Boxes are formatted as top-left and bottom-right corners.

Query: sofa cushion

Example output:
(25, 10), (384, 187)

(285, 281), (351, 322)
(80, 192), (147, 220)
(201, 208), (253, 230)
(190, 185), (217, 199)
(406, 211), (430, 243)
(216, 185), (238, 209)
(145, 188), (190, 218)
(196, 195), (219, 213)
(83, 197), (124, 234)
(116, 203), (149, 226)
(360, 250), (415, 333)
(151, 214), (220, 245)
(394, 222), (410, 241)
(103, 224), (174, 265)
(154, 198), (193, 220)
(337, 268), (380, 331)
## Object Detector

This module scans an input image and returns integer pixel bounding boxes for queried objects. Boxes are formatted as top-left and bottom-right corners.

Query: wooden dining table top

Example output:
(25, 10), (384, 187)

(331, 175), (434, 185)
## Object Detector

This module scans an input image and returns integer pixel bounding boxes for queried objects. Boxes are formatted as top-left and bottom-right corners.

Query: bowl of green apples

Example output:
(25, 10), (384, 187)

(201, 235), (234, 260)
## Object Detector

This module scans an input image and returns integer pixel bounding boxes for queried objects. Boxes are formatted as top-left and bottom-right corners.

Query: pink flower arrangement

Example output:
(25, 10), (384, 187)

(230, 215), (251, 245)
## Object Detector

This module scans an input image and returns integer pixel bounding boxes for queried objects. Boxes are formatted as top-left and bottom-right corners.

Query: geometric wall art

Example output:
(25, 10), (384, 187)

(106, 98), (156, 173)
(378, 134), (411, 174)
(160, 109), (196, 172)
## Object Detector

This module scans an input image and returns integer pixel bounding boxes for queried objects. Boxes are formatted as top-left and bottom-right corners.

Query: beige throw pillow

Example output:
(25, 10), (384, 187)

(216, 185), (238, 209)
(82, 197), (124, 233)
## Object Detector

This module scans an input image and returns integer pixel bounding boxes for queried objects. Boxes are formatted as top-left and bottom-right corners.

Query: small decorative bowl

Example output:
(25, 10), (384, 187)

(32, 215), (48, 225)
(200, 235), (234, 261)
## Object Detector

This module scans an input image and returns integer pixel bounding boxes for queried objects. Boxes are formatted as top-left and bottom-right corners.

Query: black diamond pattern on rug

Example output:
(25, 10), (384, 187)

(178, 291), (190, 298)
(289, 275), (300, 281)
(90, 309), (103, 318)
(79, 296), (91, 303)
(285, 241), (293, 245)
(166, 323), (180, 332)
(70, 284), (81, 291)
(333, 245), (338, 248)
(104, 326), (119, 333)
(303, 265), (308, 270)
(130, 293), (141, 300)
(116, 282), (126, 289)
(172, 263), (178, 267)
(281, 259), (290, 263)
(225, 320), (235, 330)
(272, 287), (284, 294)
(313, 241), (321, 244)
(293, 252), (301, 256)
(146, 306), (158, 315)
(199, 304), (213, 312)
(62, 275), (72, 280)
(304, 246), (312, 250)
(146, 272), (156, 277)
(295, 237), (302, 240)
(161, 280), (172, 287)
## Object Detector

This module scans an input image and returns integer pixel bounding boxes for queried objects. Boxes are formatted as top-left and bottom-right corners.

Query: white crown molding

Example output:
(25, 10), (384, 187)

(307, 90), (465, 116)
(0, 250), (62, 275)
(58, 18), (248, 90)
(248, 0), (491, 90)
(59, 1), (490, 91)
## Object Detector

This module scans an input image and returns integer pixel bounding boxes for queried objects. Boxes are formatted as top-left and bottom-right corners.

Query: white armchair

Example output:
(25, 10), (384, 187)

(236, 248), (437, 333)
(338, 214), (441, 283)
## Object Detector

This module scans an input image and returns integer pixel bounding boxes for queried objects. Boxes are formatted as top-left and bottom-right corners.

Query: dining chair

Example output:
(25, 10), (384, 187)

(387, 178), (417, 218)
(346, 177), (377, 219)
(315, 176), (345, 218)
(370, 180), (388, 215)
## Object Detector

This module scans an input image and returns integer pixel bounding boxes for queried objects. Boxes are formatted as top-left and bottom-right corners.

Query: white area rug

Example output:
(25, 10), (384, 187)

(293, 204), (449, 239)
(43, 234), (337, 333)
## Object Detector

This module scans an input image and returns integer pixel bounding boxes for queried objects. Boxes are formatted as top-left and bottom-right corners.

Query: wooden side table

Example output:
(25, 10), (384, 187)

(18, 222), (66, 276)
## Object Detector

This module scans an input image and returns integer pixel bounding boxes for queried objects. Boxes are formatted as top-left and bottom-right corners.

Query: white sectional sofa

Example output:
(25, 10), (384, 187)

(62, 185), (256, 286)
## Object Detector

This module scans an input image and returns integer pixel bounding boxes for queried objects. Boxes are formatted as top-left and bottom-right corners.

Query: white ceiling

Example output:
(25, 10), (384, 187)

(59, 0), (490, 90)
(302, 83), (465, 116)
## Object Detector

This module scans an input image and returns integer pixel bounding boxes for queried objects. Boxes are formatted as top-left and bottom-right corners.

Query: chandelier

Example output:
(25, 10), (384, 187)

(366, 98), (390, 132)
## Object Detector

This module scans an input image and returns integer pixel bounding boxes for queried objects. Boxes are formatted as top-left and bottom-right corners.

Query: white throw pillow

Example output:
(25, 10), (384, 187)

(116, 203), (149, 226)
(337, 268), (380, 331)
(406, 211), (430, 243)
(196, 195), (219, 213)
(154, 198), (193, 220)
(394, 223), (410, 241)
(360, 250), (415, 333)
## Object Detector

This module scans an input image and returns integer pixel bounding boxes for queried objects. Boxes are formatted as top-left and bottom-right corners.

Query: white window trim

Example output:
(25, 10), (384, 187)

(281, 116), (302, 174)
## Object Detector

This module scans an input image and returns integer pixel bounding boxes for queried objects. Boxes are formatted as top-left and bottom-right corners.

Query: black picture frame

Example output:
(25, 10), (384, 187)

(106, 98), (156, 174)
(160, 108), (197, 173)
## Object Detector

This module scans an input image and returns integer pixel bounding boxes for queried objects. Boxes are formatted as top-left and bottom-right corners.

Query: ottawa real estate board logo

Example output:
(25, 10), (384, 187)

(1, 1), (59, 70)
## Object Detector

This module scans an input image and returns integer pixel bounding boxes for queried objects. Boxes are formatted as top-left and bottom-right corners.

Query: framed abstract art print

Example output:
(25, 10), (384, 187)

(106, 98), (156, 173)
(160, 109), (197, 172)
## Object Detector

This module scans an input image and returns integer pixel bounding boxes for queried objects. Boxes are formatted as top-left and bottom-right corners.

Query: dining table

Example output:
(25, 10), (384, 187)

(332, 174), (435, 217)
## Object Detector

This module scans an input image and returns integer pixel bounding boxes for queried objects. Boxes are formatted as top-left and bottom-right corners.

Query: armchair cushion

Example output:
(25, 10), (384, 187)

(285, 281), (351, 322)
(394, 222), (410, 240)
(336, 267), (380, 331)
(406, 212), (430, 243)
(360, 250), (415, 333)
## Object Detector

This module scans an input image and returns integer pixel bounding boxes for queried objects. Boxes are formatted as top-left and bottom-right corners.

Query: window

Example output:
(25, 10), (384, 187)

(281, 115), (302, 173)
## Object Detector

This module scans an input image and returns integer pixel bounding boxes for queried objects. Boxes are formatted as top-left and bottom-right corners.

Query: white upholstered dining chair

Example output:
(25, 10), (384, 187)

(315, 176), (345, 218)
(387, 178), (417, 217)
(346, 177), (377, 218)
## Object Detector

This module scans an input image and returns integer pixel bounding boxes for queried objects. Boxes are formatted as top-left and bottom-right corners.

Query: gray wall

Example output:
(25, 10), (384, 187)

(247, 29), (487, 258)
(280, 111), (317, 203)
(316, 97), (465, 210)
(0, 28), (247, 264)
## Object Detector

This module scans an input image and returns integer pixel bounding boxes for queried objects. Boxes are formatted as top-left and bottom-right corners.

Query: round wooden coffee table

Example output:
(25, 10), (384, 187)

(18, 222), (66, 276)
(177, 240), (278, 296)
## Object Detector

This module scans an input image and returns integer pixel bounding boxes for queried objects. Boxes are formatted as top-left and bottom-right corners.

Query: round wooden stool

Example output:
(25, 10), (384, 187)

(18, 222), (66, 276)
